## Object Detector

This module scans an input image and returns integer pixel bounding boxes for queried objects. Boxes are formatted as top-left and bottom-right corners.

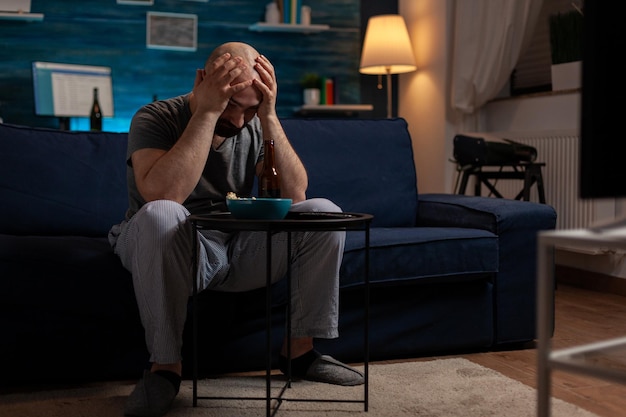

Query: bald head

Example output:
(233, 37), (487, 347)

(197, 42), (264, 138)
(205, 42), (261, 82)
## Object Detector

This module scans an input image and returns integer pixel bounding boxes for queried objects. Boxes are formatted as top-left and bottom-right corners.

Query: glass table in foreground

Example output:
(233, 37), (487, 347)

(536, 226), (626, 417)
(188, 211), (373, 417)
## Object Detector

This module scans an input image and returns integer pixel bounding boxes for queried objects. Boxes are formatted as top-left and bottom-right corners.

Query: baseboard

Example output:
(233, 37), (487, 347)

(555, 265), (626, 296)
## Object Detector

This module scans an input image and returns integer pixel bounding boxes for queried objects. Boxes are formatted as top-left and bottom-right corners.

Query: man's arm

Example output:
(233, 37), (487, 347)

(132, 53), (252, 204)
(131, 111), (219, 204)
(253, 55), (308, 203)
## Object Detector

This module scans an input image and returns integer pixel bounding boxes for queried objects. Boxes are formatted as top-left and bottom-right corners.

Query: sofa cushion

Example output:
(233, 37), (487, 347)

(0, 234), (135, 314)
(282, 118), (418, 228)
(0, 233), (147, 382)
(340, 227), (498, 287)
(0, 123), (128, 236)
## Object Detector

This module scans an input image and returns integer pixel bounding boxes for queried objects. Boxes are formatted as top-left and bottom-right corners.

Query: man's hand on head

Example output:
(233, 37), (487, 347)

(193, 52), (254, 115)
(253, 54), (278, 120)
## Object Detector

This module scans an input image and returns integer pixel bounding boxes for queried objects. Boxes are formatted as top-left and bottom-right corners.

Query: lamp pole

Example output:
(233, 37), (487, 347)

(385, 67), (392, 119)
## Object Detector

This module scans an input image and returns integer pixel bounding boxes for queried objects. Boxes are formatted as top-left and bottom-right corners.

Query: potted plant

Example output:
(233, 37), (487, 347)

(300, 72), (321, 105)
(549, 8), (583, 91)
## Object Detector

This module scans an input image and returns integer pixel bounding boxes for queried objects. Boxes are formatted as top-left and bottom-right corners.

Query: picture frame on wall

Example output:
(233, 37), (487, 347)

(146, 11), (198, 52)
(117, 0), (154, 5)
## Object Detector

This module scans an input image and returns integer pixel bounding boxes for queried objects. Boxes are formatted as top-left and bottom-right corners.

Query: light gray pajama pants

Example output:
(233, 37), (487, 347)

(108, 198), (345, 364)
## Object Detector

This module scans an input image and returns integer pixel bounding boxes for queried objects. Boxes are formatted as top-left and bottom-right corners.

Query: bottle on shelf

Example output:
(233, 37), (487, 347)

(90, 87), (102, 131)
(301, 5), (311, 25)
(265, 2), (280, 24)
(259, 139), (281, 198)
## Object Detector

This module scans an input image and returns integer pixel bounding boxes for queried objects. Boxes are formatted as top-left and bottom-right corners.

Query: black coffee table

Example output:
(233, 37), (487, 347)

(188, 211), (373, 416)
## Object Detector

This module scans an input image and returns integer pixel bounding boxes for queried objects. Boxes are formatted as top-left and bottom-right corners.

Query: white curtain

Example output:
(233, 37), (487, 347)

(450, 0), (543, 128)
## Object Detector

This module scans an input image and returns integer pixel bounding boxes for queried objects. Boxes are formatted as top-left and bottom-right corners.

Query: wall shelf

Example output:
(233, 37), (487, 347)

(294, 104), (373, 117)
(248, 22), (330, 34)
(0, 12), (44, 21)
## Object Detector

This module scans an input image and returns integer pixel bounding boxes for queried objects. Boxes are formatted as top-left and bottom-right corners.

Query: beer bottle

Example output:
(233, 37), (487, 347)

(259, 139), (281, 198)
(90, 87), (102, 131)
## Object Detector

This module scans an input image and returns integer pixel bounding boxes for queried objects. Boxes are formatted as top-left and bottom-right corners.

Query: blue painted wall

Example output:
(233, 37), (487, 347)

(0, 0), (360, 131)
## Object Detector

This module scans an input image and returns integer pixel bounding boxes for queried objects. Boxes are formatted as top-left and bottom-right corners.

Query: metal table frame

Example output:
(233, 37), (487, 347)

(189, 211), (373, 417)
(536, 226), (626, 417)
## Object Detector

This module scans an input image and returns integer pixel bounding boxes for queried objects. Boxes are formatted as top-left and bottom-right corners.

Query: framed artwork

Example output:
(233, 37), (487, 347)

(117, 0), (154, 5)
(146, 11), (197, 52)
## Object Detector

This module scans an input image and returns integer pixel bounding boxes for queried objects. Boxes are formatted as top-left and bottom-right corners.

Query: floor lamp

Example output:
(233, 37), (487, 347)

(359, 15), (417, 118)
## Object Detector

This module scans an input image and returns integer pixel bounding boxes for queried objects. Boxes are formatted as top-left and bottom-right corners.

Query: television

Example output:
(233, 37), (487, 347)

(32, 61), (114, 127)
(579, 1), (626, 199)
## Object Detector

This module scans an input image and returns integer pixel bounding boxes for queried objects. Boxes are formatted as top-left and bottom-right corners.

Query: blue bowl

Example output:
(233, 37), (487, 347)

(226, 198), (292, 220)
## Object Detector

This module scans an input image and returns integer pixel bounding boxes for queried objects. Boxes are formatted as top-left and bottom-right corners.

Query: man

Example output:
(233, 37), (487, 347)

(108, 42), (364, 417)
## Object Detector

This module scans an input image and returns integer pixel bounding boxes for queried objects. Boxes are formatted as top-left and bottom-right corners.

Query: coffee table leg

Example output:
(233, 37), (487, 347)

(266, 230), (272, 417)
(536, 235), (554, 417)
(364, 224), (370, 411)
(286, 232), (292, 387)
(192, 222), (198, 407)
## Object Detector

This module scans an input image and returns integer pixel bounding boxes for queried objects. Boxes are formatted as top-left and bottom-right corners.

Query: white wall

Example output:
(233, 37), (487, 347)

(399, 0), (456, 194)
(482, 91), (580, 132)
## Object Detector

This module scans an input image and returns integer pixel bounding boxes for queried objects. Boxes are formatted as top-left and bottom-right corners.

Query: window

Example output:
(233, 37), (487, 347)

(511, 0), (583, 95)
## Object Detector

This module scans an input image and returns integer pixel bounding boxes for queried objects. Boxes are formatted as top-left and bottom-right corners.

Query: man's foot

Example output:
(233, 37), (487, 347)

(279, 349), (364, 386)
(124, 370), (180, 417)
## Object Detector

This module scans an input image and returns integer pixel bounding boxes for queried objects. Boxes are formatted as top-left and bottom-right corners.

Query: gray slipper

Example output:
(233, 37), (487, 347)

(124, 370), (178, 417)
(304, 355), (365, 386)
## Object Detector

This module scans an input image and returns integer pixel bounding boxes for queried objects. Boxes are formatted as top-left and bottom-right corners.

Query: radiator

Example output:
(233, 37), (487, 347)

(478, 130), (595, 230)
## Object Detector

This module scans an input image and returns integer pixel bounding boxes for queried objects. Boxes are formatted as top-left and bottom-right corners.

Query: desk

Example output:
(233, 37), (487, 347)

(189, 211), (373, 417)
(536, 226), (626, 417)
(456, 162), (546, 203)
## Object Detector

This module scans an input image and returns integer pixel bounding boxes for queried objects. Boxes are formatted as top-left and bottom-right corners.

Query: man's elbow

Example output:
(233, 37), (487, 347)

(139, 185), (187, 205)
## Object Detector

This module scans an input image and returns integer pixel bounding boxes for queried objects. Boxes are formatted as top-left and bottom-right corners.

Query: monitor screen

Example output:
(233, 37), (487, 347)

(579, 1), (626, 199)
(32, 61), (114, 118)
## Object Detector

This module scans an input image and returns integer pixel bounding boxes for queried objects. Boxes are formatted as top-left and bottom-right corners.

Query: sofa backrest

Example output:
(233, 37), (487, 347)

(282, 118), (418, 227)
(0, 123), (128, 236)
(0, 118), (418, 235)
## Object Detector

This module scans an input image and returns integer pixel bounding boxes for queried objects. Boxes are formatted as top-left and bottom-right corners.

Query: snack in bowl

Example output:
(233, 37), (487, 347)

(226, 192), (247, 200)
(225, 192), (292, 220)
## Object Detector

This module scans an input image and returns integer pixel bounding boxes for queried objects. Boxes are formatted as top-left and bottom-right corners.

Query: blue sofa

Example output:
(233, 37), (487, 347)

(0, 118), (557, 386)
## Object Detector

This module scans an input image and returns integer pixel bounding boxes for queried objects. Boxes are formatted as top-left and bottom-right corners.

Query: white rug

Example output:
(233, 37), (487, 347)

(0, 358), (599, 417)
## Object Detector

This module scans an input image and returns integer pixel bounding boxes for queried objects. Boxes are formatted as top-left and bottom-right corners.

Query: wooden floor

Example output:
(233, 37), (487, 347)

(457, 284), (626, 417)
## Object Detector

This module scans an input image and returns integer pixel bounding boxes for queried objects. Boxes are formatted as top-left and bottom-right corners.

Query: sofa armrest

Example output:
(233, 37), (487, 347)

(417, 193), (557, 235)
(417, 193), (558, 344)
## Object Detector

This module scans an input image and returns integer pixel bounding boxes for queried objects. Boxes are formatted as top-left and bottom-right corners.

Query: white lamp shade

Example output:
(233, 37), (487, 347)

(359, 14), (417, 75)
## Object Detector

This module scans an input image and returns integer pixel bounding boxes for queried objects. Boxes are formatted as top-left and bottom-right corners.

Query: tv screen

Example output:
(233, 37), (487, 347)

(580, 1), (626, 199)
(32, 61), (114, 118)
